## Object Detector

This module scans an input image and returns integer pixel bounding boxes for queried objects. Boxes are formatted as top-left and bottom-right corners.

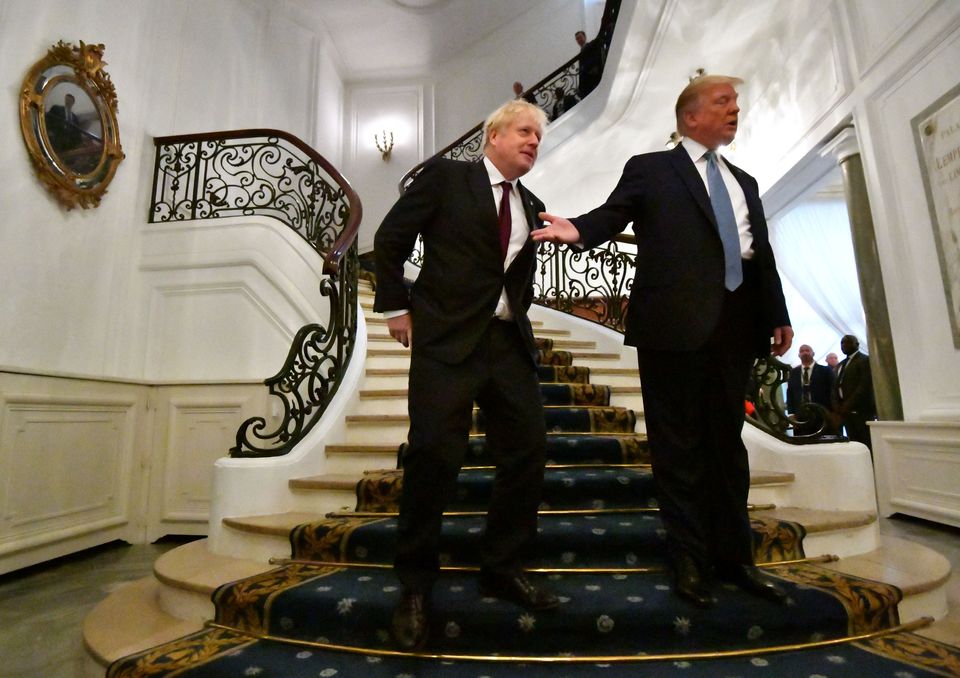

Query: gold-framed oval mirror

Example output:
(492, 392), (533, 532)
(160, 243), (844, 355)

(19, 41), (124, 210)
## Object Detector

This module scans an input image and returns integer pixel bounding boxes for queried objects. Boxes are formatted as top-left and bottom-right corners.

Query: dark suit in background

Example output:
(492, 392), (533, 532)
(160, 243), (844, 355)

(787, 361), (835, 435)
(834, 338), (876, 449)
(532, 76), (792, 606)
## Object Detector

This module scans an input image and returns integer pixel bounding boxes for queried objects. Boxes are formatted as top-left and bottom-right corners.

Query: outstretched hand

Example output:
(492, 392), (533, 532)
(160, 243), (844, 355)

(532, 213), (582, 245)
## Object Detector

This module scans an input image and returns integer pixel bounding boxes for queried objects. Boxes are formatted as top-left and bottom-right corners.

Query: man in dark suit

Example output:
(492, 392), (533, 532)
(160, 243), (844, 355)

(787, 344), (835, 436)
(575, 30), (604, 100)
(532, 75), (793, 607)
(374, 100), (557, 651)
(834, 334), (876, 449)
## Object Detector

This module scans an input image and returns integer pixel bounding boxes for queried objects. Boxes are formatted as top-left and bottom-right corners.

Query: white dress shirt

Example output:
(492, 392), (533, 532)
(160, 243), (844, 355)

(682, 138), (754, 259)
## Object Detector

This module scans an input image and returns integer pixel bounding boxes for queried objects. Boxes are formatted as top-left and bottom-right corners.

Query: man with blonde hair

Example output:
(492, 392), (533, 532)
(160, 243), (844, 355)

(375, 99), (555, 651)
(533, 75), (793, 607)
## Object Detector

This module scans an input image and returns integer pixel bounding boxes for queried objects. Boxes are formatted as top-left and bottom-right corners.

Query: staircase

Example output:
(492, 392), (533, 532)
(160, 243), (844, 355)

(82, 280), (954, 676)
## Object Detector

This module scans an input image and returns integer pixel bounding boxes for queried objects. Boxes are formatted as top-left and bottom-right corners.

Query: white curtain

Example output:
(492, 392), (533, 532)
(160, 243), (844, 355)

(769, 197), (867, 365)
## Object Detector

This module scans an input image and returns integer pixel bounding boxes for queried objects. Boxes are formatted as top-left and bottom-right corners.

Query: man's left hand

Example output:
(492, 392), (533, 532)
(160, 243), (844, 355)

(770, 326), (794, 357)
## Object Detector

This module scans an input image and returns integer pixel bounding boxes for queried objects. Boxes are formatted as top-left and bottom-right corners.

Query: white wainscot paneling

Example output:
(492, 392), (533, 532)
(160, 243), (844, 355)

(0, 396), (136, 550)
(156, 398), (247, 530)
(873, 421), (960, 528)
(843, 0), (939, 77)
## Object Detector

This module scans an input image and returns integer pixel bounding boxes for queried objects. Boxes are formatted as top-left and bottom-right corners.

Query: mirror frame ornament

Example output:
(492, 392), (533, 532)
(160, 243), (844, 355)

(19, 41), (124, 210)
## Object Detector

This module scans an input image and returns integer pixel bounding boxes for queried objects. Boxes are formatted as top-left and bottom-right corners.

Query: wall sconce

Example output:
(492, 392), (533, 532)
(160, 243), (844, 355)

(665, 131), (681, 148)
(374, 130), (394, 161)
(689, 67), (706, 82)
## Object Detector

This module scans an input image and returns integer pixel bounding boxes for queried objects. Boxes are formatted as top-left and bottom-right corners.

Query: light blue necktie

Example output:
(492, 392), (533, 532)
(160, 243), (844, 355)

(705, 151), (743, 291)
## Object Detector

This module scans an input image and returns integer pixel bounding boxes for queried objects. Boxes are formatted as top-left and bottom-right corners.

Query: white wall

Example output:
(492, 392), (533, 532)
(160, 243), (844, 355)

(432, 0), (587, 145)
(346, 0), (590, 251)
(0, 0), (343, 379)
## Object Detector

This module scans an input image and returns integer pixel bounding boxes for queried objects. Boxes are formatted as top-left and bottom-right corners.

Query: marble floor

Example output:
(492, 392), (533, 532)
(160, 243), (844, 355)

(0, 518), (958, 677)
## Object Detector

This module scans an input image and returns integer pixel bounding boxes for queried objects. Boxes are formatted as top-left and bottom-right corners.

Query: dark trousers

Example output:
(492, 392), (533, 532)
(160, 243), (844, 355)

(395, 319), (547, 593)
(637, 276), (761, 572)
(842, 412), (873, 450)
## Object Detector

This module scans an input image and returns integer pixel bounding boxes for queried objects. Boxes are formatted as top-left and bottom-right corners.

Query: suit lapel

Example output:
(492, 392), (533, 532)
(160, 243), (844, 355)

(671, 144), (715, 226)
(468, 160), (498, 223)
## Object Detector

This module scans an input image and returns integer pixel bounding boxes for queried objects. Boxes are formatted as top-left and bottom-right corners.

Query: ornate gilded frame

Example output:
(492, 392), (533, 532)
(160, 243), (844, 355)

(19, 41), (124, 210)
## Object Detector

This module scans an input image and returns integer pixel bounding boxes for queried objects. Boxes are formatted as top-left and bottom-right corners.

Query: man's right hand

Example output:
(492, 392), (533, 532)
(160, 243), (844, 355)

(387, 313), (413, 348)
(532, 213), (582, 245)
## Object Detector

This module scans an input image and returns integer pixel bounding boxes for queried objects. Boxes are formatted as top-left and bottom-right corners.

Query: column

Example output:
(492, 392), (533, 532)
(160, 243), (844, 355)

(821, 127), (903, 421)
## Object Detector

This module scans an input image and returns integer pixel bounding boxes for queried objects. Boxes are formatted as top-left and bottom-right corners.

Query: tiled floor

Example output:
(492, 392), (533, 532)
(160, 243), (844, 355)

(0, 518), (957, 677)
(0, 537), (191, 678)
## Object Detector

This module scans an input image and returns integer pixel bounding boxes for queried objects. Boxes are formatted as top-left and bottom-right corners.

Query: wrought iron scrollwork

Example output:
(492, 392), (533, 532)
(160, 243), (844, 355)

(533, 238), (634, 333)
(150, 129), (362, 458)
(151, 130), (351, 258)
(231, 245), (360, 457)
(746, 356), (845, 444)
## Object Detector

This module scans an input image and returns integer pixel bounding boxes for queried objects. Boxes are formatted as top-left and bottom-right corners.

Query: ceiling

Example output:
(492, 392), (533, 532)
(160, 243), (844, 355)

(284, 0), (553, 80)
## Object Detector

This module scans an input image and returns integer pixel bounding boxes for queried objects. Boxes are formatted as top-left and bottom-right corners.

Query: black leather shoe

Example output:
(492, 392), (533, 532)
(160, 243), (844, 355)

(674, 554), (714, 607)
(391, 590), (430, 651)
(479, 572), (560, 610)
(723, 565), (788, 604)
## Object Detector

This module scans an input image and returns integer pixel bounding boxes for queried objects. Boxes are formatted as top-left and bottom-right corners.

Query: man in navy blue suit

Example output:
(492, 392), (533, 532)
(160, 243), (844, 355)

(787, 343), (835, 435)
(375, 100), (557, 651)
(533, 75), (793, 607)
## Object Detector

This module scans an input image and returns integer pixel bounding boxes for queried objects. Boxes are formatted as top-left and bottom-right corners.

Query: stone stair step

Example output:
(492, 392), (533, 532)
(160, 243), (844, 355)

(277, 468), (790, 518)
(757, 506), (879, 559)
(82, 576), (202, 670)
(366, 333), (593, 348)
(366, 316), (547, 328)
(325, 444), (399, 474)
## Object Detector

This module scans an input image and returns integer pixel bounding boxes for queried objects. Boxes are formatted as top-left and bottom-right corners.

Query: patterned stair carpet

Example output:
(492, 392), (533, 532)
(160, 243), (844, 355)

(289, 513), (804, 571)
(107, 349), (960, 676)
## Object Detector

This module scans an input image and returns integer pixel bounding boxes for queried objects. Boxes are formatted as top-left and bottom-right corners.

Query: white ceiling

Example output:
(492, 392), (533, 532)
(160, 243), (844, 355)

(284, 0), (554, 80)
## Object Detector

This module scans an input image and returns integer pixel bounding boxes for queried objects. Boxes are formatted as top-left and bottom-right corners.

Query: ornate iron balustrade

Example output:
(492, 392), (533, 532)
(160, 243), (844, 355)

(533, 234), (635, 332)
(398, 0), (622, 193)
(150, 129), (363, 458)
(531, 237), (846, 445)
(748, 356), (846, 444)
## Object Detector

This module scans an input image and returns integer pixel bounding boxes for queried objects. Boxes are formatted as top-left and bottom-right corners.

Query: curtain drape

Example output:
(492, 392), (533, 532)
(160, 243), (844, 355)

(769, 197), (866, 365)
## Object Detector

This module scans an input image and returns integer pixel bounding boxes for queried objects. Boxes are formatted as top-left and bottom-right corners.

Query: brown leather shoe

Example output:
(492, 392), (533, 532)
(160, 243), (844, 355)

(674, 554), (714, 607)
(479, 572), (560, 610)
(391, 590), (430, 651)
(722, 564), (788, 604)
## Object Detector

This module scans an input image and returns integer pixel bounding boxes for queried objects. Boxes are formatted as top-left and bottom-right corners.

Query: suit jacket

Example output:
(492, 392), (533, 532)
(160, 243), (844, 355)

(374, 158), (544, 365)
(787, 363), (834, 413)
(835, 351), (876, 417)
(572, 143), (790, 355)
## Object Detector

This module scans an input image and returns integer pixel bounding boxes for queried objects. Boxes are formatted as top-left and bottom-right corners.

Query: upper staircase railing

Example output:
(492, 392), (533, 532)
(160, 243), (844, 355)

(150, 129), (362, 458)
(398, 0), (622, 194)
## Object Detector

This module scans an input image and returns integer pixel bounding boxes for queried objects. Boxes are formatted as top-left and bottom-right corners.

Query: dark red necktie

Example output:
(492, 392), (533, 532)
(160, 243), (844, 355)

(497, 181), (512, 261)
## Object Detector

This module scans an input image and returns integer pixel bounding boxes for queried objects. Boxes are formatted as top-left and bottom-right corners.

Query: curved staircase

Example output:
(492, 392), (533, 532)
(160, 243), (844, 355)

(83, 281), (957, 676)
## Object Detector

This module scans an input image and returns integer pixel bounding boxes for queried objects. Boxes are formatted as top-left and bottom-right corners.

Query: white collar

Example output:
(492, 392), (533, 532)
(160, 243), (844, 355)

(483, 156), (515, 189)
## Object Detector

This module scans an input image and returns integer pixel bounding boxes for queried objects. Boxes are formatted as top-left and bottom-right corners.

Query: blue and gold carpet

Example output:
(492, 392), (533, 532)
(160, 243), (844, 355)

(107, 347), (960, 677)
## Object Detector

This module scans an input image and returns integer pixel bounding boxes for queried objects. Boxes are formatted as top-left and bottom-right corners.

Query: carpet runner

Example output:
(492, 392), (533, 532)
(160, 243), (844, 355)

(106, 339), (960, 676)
